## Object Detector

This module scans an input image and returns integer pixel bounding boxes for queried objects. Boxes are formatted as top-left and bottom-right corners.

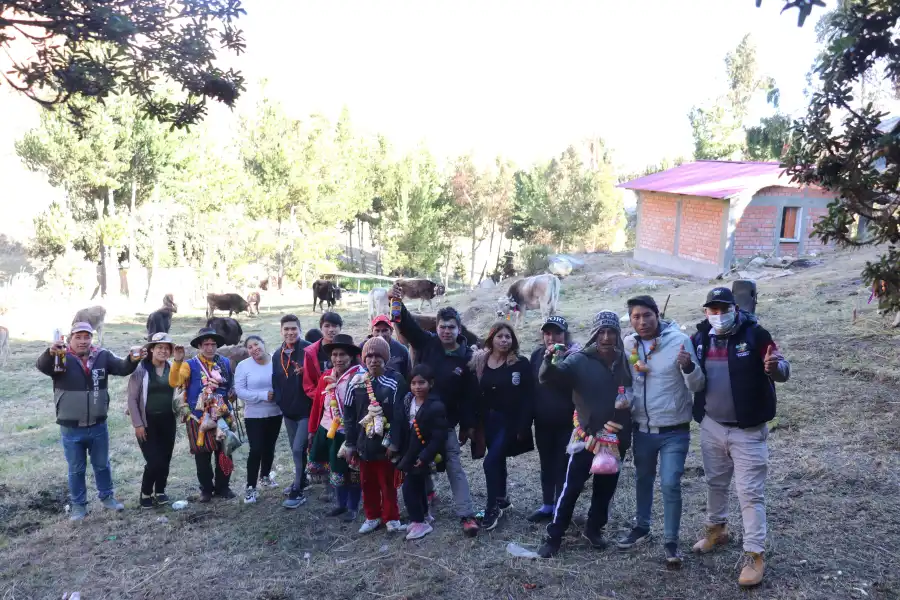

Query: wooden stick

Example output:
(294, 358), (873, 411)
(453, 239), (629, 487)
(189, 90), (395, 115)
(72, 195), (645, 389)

(660, 294), (671, 319)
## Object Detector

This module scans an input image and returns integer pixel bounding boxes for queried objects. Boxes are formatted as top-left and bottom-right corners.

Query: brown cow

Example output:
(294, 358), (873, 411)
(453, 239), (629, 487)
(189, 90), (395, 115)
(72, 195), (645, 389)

(246, 291), (261, 316)
(394, 313), (481, 369)
(207, 293), (250, 319)
(395, 278), (446, 312)
(72, 305), (106, 346)
(497, 274), (561, 328)
(217, 344), (250, 365)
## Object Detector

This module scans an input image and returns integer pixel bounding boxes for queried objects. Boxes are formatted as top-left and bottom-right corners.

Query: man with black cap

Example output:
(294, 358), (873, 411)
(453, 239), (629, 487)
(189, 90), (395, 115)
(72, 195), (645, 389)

(527, 315), (582, 523)
(617, 295), (705, 566)
(535, 310), (632, 557)
(170, 327), (237, 502)
(37, 322), (141, 521)
(689, 287), (789, 587)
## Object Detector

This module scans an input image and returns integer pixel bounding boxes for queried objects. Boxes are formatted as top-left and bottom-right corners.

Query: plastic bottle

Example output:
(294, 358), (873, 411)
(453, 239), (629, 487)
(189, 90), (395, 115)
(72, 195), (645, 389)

(390, 297), (402, 323)
(171, 500), (188, 510)
(614, 386), (630, 410)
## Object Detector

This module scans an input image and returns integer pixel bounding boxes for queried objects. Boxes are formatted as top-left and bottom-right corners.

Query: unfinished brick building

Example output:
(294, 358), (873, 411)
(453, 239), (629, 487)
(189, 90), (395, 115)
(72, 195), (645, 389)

(619, 160), (836, 278)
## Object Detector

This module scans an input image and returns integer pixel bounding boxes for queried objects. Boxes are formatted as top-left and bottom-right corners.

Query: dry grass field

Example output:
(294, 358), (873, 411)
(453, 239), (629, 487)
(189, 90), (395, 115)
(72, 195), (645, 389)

(1, 249), (899, 600)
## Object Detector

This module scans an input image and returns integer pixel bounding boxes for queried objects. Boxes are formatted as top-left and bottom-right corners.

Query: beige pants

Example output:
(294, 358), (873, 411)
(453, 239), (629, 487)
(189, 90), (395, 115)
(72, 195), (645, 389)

(700, 416), (768, 553)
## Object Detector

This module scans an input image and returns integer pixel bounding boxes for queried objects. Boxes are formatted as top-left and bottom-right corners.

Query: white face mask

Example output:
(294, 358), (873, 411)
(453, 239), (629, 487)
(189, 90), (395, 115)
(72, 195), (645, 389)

(708, 310), (735, 333)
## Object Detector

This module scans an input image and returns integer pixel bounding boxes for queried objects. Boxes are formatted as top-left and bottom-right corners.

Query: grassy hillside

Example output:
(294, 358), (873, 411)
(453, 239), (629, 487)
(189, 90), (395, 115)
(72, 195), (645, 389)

(0, 249), (898, 600)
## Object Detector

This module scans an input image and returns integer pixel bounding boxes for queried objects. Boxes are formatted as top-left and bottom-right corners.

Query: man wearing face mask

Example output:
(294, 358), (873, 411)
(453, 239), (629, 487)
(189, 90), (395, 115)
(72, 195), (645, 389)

(690, 287), (789, 588)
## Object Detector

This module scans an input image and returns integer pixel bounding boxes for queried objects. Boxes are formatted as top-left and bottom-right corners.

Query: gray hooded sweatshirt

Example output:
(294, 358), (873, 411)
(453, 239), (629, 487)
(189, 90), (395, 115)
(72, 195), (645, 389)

(626, 320), (705, 430)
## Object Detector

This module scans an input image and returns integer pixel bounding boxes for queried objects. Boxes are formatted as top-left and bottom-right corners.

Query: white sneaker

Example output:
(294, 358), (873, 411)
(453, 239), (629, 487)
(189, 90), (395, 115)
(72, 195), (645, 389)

(359, 518), (381, 534)
(265, 472), (278, 488)
(405, 522), (433, 540)
(386, 520), (405, 532)
(244, 486), (258, 504)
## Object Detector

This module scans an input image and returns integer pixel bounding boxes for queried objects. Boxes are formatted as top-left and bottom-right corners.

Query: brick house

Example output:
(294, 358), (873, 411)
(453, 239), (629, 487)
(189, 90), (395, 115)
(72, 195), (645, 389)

(619, 160), (836, 278)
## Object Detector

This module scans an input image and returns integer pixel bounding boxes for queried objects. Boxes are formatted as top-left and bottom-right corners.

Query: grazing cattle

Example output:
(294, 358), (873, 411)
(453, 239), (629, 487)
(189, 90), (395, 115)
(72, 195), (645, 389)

(72, 305), (106, 346)
(497, 274), (561, 327)
(368, 287), (390, 320)
(207, 293), (250, 319)
(217, 344), (250, 365)
(394, 313), (481, 369)
(312, 279), (342, 312)
(206, 317), (243, 346)
(259, 279), (269, 291)
(395, 278), (445, 312)
(146, 294), (178, 339)
(246, 291), (261, 316)
(0, 325), (9, 366)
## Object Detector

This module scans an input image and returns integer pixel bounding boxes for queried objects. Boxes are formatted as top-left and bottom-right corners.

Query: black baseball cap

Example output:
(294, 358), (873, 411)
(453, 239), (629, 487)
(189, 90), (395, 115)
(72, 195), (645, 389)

(703, 287), (736, 307)
(541, 315), (568, 333)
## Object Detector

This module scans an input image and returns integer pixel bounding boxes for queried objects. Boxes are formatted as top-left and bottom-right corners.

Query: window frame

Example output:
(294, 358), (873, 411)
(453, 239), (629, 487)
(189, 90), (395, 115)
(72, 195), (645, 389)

(779, 206), (802, 242)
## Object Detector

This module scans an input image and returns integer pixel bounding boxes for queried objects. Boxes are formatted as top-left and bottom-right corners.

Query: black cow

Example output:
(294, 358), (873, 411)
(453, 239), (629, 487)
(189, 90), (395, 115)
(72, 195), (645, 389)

(206, 317), (243, 346)
(146, 294), (178, 339)
(207, 293), (250, 319)
(246, 291), (261, 316)
(312, 279), (342, 312)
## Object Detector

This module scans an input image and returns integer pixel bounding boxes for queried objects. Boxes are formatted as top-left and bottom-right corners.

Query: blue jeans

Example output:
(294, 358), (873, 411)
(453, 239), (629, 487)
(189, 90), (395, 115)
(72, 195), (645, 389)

(633, 428), (690, 544)
(60, 422), (114, 506)
(483, 410), (509, 512)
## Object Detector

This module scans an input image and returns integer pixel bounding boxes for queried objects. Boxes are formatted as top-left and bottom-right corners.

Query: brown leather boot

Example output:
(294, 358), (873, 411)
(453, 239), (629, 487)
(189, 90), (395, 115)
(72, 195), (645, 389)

(738, 552), (765, 587)
(692, 523), (728, 554)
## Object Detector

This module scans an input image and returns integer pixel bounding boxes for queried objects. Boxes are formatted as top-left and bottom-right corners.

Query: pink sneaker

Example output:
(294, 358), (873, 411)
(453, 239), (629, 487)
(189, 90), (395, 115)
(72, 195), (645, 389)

(405, 522), (434, 540)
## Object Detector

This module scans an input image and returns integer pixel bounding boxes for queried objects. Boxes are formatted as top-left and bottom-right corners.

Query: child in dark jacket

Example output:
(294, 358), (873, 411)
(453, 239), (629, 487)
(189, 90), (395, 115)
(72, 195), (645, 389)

(398, 365), (447, 540)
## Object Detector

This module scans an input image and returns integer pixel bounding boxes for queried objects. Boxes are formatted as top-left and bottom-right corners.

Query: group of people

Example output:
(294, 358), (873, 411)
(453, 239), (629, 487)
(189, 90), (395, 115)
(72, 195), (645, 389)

(38, 284), (789, 587)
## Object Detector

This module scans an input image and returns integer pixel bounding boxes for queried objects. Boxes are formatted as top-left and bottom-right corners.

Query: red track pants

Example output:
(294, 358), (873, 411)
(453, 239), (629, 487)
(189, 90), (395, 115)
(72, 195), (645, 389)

(360, 459), (400, 522)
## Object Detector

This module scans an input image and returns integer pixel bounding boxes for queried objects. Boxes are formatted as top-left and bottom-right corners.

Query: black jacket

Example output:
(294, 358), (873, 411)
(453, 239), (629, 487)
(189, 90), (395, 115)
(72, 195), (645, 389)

(361, 336), (411, 379)
(343, 369), (408, 461)
(691, 311), (789, 429)
(272, 341), (312, 421)
(473, 352), (535, 456)
(530, 346), (575, 427)
(395, 304), (478, 430)
(397, 392), (448, 475)
(37, 347), (138, 427)
(539, 344), (632, 451)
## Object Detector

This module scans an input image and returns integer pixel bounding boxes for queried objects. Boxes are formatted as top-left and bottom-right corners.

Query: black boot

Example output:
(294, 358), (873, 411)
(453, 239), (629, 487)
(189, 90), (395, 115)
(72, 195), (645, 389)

(537, 537), (562, 558)
(582, 528), (608, 550)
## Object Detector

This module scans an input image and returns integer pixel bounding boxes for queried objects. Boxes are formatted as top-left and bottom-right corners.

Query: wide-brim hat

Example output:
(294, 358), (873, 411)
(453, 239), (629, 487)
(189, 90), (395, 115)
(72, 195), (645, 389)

(190, 327), (226, 349)
(322, 333), (361, 356)
(144, 332), (176, 352)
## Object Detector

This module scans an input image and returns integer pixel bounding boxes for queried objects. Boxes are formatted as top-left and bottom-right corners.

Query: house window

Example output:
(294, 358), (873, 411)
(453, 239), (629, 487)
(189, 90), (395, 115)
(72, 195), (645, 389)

(780, 206), (801, 241)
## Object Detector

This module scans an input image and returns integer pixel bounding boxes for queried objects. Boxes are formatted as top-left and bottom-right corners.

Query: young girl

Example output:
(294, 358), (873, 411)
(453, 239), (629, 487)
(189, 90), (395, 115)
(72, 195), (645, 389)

(397, 365), (447, 540)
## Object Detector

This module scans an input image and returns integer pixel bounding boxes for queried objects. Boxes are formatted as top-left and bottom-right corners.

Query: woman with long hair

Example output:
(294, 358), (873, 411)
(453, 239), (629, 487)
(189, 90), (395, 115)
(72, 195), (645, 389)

(127, 333), (178, 508)
(469, 321), (535, 531)
(235, 335), (280, 504)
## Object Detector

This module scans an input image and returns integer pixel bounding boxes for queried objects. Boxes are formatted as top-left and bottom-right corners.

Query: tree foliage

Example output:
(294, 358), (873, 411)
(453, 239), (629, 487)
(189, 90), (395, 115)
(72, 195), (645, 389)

(0, 0), (246, 128)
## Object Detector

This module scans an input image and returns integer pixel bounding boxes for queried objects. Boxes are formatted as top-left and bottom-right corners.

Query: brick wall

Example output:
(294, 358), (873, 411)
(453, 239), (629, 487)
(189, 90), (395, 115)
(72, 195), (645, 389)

(733, 205), (778, 258)
(638, 192), (677, 255)
(756, 185), (836, 199)
(677, 197), (725, 264)
(779, 241), (800, 256)
(804, 207), (830, 254)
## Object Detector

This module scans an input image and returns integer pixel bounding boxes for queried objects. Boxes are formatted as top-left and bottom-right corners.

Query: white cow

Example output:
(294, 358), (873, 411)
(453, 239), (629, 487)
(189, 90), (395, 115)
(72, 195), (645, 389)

(368, 287), (390, 321)
(496, 274), (561, 328)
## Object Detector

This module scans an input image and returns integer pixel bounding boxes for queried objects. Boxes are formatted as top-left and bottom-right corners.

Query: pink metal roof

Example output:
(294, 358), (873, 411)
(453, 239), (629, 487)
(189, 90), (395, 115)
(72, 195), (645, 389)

(618, 160), (797, 200)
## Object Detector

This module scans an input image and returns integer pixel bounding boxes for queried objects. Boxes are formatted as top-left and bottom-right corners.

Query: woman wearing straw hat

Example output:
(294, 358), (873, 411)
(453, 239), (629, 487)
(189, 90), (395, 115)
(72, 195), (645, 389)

(127, 332), (178, 509)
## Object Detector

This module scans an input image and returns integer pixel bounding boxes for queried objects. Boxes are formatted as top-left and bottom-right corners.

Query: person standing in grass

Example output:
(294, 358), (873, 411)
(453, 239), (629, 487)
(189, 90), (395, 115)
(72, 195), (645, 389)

(272, 315), (312, 509)
(37, 322), (140, 521)
(390, 283), (481, 538)
(469, 322), (535, 531)
(344, 336), (408, 534)
(362, 315), (411, 379)
(617, 296), (705, 566)
(303, 311), (343, 399)
(535, 311), (631, 558)
(126, 333), (178, 509)
(397, 364), (447, 540)
(690, 287), (790, 588)
(235, 335), (280, 505)
(527, 316), (581, 523)
(307, 334), (364, 522)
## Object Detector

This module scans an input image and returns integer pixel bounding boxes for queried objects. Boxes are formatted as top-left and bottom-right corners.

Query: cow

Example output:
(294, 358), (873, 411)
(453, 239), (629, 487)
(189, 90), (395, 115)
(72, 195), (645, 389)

(206, 317), (243, 346)
(394, 313), (481, 369)
(312, 279), (342, 312)
(395, 278), (446, 312)
(72, 305), (106, 347)
(0, 325), (9, 366)
(146, 294), (177, 339)
(246, 291), (261, 316)
(368, 287), (390, 320)
(207, 293), (250, 319)
(497, 274), (561, 328)
(217, 344), (250, 366)
(873, 280), (900, 328)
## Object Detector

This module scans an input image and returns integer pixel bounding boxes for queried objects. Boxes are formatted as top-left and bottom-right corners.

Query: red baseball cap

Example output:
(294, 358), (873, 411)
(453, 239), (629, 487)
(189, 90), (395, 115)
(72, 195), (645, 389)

(371, 315), (393, 329)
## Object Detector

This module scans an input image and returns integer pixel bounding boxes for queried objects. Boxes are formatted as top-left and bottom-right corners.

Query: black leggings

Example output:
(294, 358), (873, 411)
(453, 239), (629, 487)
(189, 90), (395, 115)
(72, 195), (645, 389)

(402, 471), (429, 523)
(245, 415), (283, 488)
(138, 412), (177, 495)
(535, 420), (572, 507)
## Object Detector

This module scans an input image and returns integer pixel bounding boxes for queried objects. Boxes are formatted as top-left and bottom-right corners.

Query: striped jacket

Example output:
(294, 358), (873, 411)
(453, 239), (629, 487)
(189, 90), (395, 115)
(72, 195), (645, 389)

(343, 368), (409, 461)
